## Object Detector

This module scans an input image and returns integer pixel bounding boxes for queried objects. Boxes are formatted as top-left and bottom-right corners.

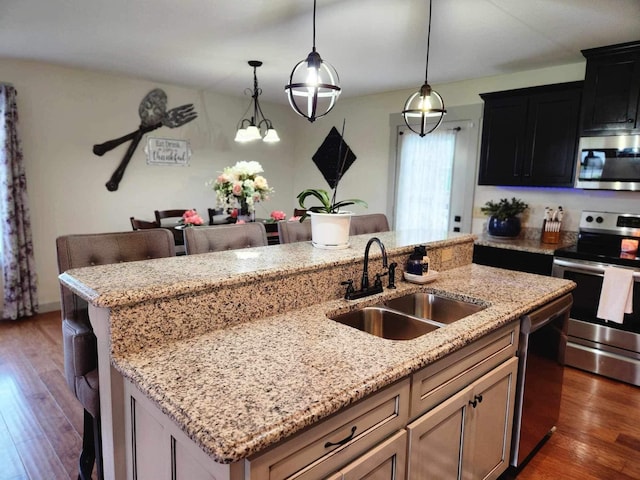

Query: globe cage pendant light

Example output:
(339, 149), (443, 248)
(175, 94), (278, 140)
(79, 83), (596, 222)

(285, 0), (341, 122)
(402, 0), (446, 136)
(235, 60), (280, 143)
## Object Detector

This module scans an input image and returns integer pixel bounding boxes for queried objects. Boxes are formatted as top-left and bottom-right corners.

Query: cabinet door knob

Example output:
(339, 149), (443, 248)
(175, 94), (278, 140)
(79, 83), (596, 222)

(628, 118), (635, 123)
(469, 394), (483, 408)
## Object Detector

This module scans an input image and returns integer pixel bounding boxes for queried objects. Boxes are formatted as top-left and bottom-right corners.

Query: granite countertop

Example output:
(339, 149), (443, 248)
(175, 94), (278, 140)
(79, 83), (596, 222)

(59, 231), (473, 308)
(112, 263), (575, 464)
(474, 232), (576, 255)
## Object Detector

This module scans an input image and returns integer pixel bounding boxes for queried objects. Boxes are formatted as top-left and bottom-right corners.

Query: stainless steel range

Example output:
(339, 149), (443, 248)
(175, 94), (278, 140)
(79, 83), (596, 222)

(553, 211), (640, 386)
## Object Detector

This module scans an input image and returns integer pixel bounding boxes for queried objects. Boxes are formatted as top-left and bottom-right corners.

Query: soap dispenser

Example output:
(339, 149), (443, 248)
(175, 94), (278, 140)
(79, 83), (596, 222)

(406, 247), (424, 275)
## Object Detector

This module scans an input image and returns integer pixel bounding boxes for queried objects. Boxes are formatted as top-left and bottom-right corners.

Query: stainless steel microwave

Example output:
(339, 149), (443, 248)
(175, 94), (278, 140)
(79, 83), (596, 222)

(575, 135), (640, 190)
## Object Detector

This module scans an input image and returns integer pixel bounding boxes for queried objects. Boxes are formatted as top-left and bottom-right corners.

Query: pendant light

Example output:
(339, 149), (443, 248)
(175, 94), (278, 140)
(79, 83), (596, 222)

(235, 60), (280, 143)
(285, 0), (341, 122)
(402, 0), (446, 136)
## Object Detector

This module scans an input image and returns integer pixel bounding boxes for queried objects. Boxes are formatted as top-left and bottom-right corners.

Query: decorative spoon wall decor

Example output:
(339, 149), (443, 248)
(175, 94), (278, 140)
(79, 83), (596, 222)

(93, 88), (197, 191)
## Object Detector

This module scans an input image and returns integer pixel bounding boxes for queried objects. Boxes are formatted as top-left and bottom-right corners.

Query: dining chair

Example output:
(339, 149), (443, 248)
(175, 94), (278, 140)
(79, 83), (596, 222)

(293, 208), (307, 218)
(154, 209), (192, 250)
(56, 230), (176, 480)
(154, 209), (190, 226)
(349, 213), (390, 235)
(278, 220), (312, 244)
(130, 216), (159, 230)
(183, 223), (268, 254)
(207, 207), (227, 225)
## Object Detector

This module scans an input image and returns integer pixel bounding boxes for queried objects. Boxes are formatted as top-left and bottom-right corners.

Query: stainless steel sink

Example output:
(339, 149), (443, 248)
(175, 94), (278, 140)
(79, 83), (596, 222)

(330, 306), (441, 340)
(384, 293), (485, 325)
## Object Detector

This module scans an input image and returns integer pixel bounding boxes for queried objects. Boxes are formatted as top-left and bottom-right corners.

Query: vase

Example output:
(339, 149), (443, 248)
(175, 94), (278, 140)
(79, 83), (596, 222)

(487, 215), (521, 237)
(308, 211), (353, 249)
(236, 198), (254, 223)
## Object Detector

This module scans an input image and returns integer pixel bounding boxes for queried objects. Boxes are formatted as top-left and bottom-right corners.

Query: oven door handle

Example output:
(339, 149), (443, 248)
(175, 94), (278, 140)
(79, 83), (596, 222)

(553, 258), (640, 279)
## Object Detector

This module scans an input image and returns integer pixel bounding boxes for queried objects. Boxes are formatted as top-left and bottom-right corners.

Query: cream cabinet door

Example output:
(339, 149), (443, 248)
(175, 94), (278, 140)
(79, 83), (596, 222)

(339, 430), (407, 480)
(407, 357), (518, 480)
(463, 357), (518, 480)
(407, 383), (472, 479)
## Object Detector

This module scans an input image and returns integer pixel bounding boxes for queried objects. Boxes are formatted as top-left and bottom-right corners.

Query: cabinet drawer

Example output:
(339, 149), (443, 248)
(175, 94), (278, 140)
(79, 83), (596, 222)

(247, 378), (410, 480)
(410, 323), (518, 418)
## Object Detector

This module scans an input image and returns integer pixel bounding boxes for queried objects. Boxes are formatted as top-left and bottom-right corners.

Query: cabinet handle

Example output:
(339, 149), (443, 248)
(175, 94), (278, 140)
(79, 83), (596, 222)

(324, 426), (357, 448)
(628, 119), (635, 123)
(469, 394), (483, 408)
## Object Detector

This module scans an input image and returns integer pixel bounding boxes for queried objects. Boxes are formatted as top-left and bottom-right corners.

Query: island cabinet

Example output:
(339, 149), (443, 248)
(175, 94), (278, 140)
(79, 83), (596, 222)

(580, 41), (640, 135)
(406, 323), (518, 480)
(245, 379), (410, 480)
(478, 82), (582, 187)
(123, 322), (518, 480)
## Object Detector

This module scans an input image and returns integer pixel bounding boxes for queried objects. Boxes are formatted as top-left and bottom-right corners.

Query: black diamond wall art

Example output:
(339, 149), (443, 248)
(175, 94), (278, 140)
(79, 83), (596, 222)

(312, 126), (357, 189)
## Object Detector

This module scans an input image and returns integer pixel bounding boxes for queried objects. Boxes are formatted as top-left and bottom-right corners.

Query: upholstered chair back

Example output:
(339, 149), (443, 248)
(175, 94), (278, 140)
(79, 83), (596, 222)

(349, 213), (390, 236)
(56, 230), (175, 394)
(184, 223), (268, 254)
(278, 220), (312, 244)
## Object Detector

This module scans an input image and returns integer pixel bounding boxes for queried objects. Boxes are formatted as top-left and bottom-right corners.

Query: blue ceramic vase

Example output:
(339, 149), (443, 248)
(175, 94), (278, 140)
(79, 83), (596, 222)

(487, 215), (521, 237)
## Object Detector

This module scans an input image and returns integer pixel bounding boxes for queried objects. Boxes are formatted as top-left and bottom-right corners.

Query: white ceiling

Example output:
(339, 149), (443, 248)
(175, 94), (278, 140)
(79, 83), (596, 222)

(1, 0), (639, 103)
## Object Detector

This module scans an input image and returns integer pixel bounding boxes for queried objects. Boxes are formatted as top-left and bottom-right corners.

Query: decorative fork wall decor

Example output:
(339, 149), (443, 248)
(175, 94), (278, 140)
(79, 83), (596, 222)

(93, 88), (197, 191)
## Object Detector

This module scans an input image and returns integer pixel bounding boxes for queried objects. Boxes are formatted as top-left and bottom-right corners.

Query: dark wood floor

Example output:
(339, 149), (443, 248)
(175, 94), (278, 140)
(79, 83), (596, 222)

(1, 311), (639, 480)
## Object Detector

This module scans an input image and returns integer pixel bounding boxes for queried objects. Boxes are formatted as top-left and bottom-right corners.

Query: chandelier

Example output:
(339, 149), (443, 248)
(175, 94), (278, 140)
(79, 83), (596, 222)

(402, 0), (446, 136)
(235, 60), (280, 143)
(285, 0), (341, 122)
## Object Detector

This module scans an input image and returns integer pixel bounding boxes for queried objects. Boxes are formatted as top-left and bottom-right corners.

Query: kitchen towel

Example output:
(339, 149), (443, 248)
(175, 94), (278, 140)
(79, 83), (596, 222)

(596, 266), (634, 324)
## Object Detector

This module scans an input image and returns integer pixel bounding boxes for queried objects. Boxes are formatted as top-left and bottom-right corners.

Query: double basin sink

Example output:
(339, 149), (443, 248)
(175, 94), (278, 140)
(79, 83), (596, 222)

(330, 293), (486, 341)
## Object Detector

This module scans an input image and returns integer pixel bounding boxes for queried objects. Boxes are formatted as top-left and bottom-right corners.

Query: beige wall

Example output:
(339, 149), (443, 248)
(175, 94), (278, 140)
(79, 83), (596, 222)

(4, 57), (640, 312)
(1, 59), (299, 311)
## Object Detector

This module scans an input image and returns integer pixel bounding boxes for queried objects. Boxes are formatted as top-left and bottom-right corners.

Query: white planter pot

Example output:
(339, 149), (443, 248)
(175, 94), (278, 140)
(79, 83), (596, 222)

(309, 211), (353, 249)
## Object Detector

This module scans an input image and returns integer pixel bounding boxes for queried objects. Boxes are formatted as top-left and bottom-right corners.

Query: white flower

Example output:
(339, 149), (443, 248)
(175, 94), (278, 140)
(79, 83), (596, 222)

(254, 175), (268, 190)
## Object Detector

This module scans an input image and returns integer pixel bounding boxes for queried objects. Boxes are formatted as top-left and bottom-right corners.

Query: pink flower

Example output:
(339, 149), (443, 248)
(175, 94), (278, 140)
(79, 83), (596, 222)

(270, 210), (286, 221)
(236, 219), (246, 224)
(232, 182), (243, 196)
(289, 216), (301, 222)
(182, 209), (204, 226)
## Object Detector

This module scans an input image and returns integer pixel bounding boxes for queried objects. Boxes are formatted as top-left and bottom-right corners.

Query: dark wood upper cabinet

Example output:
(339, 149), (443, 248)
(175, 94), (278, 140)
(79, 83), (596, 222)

(580, 41), (640, 135)
(478, 82), (582, 187)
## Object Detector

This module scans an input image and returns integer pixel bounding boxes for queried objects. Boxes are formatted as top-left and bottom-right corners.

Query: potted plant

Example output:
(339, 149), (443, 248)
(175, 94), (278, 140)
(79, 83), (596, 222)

(297, 122), (367, 249)
(297, 188), (367, 249)
(481, 197), (528, 237)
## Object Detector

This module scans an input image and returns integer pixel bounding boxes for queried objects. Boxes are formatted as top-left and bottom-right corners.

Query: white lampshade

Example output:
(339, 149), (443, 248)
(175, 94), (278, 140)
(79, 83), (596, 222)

(263, 128), (280, 143)
(244, 125), (261, 141)
(234, 128), (249, 142)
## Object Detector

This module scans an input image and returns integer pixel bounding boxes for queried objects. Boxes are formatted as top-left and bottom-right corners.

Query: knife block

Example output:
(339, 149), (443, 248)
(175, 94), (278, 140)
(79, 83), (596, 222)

(541, 220), (561, 244)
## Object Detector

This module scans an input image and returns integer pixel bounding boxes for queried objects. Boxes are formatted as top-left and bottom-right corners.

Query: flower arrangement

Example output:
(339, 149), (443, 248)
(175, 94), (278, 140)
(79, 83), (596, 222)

(269, 210), (287, 222)
(180, 209), (204, 226)
(211, 161), (272, 213)
(481, 197), (528, 221)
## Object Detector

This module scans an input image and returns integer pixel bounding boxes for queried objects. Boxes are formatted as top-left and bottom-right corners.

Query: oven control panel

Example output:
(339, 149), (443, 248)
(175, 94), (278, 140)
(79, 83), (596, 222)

(581, 211), (640, 236)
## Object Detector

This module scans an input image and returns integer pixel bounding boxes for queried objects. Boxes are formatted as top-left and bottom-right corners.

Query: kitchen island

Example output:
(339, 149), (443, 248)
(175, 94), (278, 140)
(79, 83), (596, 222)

(58, 231), (575, 480)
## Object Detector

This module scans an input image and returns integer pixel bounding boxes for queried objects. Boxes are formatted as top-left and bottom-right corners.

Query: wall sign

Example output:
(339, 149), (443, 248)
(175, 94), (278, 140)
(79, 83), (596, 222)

(145, 137), (191, 166)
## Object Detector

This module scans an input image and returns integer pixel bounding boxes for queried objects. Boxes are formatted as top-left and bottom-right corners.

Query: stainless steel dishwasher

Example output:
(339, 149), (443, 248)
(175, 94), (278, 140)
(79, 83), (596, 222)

(509, 293), (572, 471)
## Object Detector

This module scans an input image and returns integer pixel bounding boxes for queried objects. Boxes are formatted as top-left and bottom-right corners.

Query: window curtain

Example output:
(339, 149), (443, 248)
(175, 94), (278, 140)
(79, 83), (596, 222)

(0, 84), (38, 320)
(395, 129), (456, 241)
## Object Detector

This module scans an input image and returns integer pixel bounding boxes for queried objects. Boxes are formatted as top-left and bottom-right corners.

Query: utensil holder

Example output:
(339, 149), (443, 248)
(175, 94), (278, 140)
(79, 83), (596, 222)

(541, 220), (561, 244)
